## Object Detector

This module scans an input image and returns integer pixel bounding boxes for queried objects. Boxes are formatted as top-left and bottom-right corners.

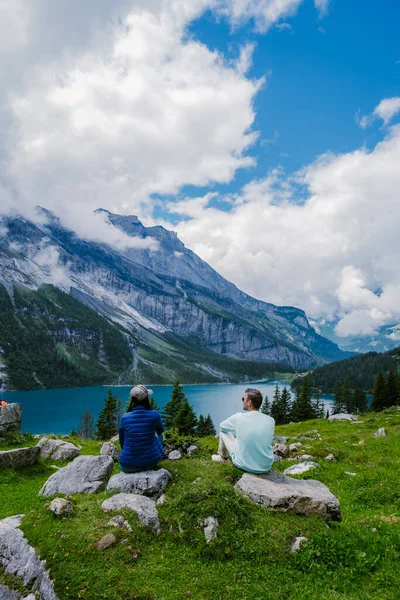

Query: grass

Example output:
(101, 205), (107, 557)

(1, 409), (400, 599)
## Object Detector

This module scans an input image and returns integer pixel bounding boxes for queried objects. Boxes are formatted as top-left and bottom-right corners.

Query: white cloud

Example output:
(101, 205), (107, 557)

(314, 0), (330, 19)
(358, 97), (400, 129)
(171, 121), (400, 338)
(217, 0), (303, 32)
(275, 22), (294, 33)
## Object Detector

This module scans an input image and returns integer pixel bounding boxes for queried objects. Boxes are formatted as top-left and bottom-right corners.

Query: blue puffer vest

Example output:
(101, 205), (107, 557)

(118, 406), (164, 469)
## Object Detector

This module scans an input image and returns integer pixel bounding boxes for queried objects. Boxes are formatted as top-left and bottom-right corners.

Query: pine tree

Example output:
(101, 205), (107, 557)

(260, 394), (271, 415)
(174, 398), (197, 436)
(162, 380), (186, 428)
(95, 388), (118, 440)
(342, 377), (354, 413)
(271, 386), (292, 425)
(196, 414), (207, 437)
(270, 384), (281, 422)
(385, 370), (398, 408)
(291, 377), (315, 422)
(333, 381), (346, 414)
(312, 389), (325, 419)
(370, 372), (386, 412)
(77, 408), (95, 439)
(150, 396), (159, 411)
(353, 389), (368, 413)
(204, 413), (216, 436)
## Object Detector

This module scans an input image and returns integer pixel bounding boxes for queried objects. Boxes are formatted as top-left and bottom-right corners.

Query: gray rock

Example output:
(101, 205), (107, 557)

(328, 413), (358, 422)
(273, 443), (289, 458)
(39, 455), (114, 496)
(272, 436), (289, 444)
(0, 447), (40, 470)
(102, 494), (160, 533)
(297, 454), (315, 461)
(373, 428), (387, 438)
(291, 536), (308, 553)
(108, 515), (133, 532)
(96, 533), (117, 551)
(100, 442), (120, 461)
(0, 585), (21, 600)
(182, 441), (191, 450)
(48, 498), (73, 516)
(200, 516), (219, 543)
(273, 454), (282, 463)
(284, 461), (320, 475)
(289, 443), (302, 452)
(325, 453), (336, 461)
(345, 471), (357, 476)
(110, 435), (119, 443)
(0, 403), (22, 434)
(187, 445), (199, 456)
(235, 470), (341, 521)
(36, 438), (81, 461)
(168, 450), (182, 460)
(107, 469), (171, 498)
(0, 515), (58, 600)
(191, 477), (201, 485)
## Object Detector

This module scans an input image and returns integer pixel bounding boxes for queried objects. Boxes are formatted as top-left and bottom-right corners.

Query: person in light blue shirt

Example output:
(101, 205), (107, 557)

(212, 388), (275, 473)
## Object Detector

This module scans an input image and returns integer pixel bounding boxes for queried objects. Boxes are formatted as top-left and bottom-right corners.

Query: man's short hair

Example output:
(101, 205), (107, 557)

(245, 388), (263, 409)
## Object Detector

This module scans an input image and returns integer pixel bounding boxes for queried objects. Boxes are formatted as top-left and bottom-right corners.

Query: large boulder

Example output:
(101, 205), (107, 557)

(39, 455), (114, 496)
(107, 469), (171, 498)
(36, 438), (81, 461)
(0, 403), (22, 434)
(235, 470), (341, 521)
(0, 447), (40, 470)
(102, 494), (160, 533)
(328, 414), (358, 422)
(0, 515), (58, 600)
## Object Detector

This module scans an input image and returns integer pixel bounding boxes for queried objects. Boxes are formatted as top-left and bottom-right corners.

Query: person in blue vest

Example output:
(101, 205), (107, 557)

(119, 384), (164, 473)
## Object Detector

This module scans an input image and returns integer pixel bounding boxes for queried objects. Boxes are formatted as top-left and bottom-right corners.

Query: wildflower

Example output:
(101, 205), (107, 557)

(63, 517), (67, 521)
(137, 548), (141, 553)
(103, 509), (108, 513)
(133, 554), (138, 559)
(33, 524), (36, 527)
(164, 518), (169, 522)
(169, 527), (173, 533)
(127, 546), (132, 551)
(187, 592), (191, 595)
(360, 519), (365, 523)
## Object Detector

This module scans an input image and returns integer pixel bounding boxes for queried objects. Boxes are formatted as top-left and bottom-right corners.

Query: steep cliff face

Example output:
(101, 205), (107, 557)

(0, 209), (350, 388)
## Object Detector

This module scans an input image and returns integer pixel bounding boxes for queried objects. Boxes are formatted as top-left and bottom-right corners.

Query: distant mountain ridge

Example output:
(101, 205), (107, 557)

(0, 208), (351, 389)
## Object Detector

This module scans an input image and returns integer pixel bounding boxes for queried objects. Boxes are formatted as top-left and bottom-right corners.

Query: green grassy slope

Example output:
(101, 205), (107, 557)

(1, 409), (400, 600)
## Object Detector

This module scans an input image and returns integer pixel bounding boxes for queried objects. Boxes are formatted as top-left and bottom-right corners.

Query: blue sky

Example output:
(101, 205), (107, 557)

(0, 0), (399, 340)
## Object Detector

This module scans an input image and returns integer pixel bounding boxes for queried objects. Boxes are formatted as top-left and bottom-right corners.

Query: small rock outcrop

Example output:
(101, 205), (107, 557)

(0, 447), (40, 470)
(100, 442), (120, 461)
(168, 450), (182, 460)
(328, 414), (358, 422)
(102, 494), (160, 533)
(325, 453), (336, 461)
(290, 536), (308, 553)
(0, 403), (22, 434)
(373, 428), (387, 438)
(0, 515), (58, 600)
(273, 444), (289, 458)
(48, 498), (73, 516)
(200, 517), (219, 543)
(96, 533), (117, 551)
(284, 461), (320, 476)
(235, 470), (341, 521)
(106, 469), (171, 498)
(36, 438), (81, 461)
(39, 455), (114, 496)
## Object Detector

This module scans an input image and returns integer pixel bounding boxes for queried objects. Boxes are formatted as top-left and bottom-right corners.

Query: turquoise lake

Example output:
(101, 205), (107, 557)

(1, 381), (335, 434)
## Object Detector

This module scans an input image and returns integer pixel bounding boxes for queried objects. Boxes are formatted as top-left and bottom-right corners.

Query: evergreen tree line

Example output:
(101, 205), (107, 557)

(332, 368), (400, 414)
(260, 379), (325, 424)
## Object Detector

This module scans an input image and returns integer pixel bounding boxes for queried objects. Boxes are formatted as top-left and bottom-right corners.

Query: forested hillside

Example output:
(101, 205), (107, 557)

(292, 348), (400, 393)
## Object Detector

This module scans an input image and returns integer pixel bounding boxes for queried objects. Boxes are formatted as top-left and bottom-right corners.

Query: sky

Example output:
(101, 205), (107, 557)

(0, 0), (399, 341)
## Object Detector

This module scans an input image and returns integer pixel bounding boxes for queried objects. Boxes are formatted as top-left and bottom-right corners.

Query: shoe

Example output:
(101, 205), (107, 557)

(211, 454), (229, 463)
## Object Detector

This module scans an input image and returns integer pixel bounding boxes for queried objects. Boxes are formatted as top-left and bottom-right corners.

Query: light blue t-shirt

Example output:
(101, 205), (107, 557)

(220, 411), (275, 473)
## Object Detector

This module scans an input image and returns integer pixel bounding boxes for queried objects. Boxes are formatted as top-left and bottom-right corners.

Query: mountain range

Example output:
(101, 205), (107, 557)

(0, 208), (351, 390)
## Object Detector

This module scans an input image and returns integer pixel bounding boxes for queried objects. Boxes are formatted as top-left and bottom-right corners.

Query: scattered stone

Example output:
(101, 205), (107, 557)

(39, 455), (114, 496)
(373, 428), (387, 438)
(0, 515), (58, 600)
(102, 494), (160, 533)
(48, 498), (73, 516)
(297, 454), (315, 461)
(182, 441), (191, 451)
(235, 470), (341, 521)
(273, 455), (282, 463)
(325, 454), (336, 461)
(211, 454), (229, 463)
(290, 536), (308, 553)
(328, 414), (358, 422)
(107, 469), (171, 498)
(191, 477), (201, 485)
(187, 445), (199, 456)
(108, 515), (133, 532)
(273, 444), (289, 458)
(0, 403), (22, 434)
(100, 442), (120, 461)
(156, 494), (166, 505)
(168, 450), (182, 460)
(200, 517), (219, 543)
(289, 443), (302, 452)
(380, 515), (400, 524)
(284, 461), (320, 476)
(36, 437), (81, 461)
(0, 447), (40, 470)
(96, 533), (117, 551)
(345, 471), (357, 477)
(273, 436), (289, 444)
